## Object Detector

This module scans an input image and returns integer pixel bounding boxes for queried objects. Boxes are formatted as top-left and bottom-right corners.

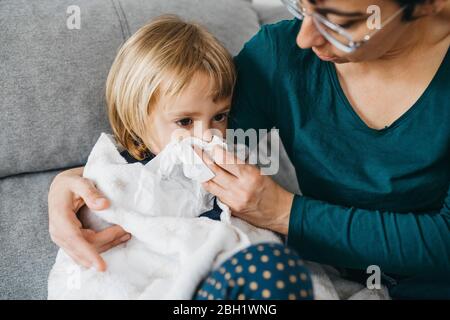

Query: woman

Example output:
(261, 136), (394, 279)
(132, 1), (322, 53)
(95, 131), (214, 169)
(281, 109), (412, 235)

(48, 0), (450, 299)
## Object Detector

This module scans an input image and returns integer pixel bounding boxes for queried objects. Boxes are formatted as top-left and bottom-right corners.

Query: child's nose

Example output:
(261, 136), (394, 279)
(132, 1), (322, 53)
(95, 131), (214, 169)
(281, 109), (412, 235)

(191, 120), (210, 141)
(202, 130), (213, 142)
(192, 121), (222, 142)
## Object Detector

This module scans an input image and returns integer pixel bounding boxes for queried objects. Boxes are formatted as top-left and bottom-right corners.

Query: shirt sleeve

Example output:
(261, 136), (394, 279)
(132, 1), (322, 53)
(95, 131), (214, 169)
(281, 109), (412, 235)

(229, 25), (278, 132)
(287, 183), (450, 276)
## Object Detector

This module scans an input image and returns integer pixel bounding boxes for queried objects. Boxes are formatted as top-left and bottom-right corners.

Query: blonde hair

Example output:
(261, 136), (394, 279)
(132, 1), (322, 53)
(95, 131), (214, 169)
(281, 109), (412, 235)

(106, 15), (236, 160)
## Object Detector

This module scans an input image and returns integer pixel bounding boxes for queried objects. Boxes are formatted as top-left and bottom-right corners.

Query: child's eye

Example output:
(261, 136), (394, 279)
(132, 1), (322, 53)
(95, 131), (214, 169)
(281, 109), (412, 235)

(176, 118), (193, 127)
(213, 113), (228, 122)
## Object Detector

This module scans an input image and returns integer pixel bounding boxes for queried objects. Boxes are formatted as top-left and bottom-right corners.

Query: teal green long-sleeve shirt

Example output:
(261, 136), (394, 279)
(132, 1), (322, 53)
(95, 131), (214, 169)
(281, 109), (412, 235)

(229, 19), (450, 299)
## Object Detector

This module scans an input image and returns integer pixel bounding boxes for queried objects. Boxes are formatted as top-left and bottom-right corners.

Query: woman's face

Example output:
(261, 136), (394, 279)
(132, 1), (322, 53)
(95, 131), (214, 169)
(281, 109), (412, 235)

(296, 0), (417, 63)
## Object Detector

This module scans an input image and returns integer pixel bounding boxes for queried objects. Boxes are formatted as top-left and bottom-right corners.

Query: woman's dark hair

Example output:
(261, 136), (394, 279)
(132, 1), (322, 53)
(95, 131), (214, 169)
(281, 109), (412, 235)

(308, 0), (430, 22)
(308, 0), (429, 21)
(395, 0), (427, 20)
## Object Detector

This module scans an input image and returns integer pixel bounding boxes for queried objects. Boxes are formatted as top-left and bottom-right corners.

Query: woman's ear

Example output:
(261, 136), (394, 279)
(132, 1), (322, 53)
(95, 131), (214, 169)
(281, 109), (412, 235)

(412, 0), (448, 18)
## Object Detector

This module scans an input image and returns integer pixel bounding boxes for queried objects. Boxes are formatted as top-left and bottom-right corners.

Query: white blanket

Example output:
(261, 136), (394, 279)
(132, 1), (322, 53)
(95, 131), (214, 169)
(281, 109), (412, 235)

(48, 134), (281, 299)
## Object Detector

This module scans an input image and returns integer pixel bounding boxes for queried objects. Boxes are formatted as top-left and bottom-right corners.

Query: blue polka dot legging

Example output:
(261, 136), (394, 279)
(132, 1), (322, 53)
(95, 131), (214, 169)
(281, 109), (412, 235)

(193, 243), (314, 300)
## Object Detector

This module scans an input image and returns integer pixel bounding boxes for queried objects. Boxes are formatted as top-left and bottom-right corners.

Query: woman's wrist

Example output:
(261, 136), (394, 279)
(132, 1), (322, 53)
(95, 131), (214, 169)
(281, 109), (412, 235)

(269, 188), (294, 235)
(58, 166), (84, 177)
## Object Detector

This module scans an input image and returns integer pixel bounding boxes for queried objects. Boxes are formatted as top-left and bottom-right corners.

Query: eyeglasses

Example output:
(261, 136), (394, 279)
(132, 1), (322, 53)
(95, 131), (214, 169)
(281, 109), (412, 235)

(281, 0), (406, 53)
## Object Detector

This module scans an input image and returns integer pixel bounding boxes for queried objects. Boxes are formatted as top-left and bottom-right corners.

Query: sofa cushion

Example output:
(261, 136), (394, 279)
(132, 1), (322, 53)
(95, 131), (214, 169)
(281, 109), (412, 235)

(252, 3), (293, 25)
(0, 0), (260, 179)
(0, 170), (60, 299)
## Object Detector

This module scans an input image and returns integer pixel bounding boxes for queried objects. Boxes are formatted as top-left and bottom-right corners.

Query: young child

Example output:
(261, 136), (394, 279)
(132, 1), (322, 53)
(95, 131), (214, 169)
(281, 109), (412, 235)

(106, 14), (237, 220)
(107, 14), (235, 169)
(48, 15), (281, 300)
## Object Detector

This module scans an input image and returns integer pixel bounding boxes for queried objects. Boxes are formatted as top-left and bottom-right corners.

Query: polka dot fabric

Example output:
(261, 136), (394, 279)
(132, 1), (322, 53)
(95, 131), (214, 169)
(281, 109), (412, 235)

(193, 243), (314, 300)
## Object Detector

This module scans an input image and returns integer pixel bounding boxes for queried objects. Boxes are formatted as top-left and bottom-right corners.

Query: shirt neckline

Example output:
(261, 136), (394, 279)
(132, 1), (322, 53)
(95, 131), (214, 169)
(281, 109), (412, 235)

(325, 46), (449, 135)
(120, 150), (155, 165)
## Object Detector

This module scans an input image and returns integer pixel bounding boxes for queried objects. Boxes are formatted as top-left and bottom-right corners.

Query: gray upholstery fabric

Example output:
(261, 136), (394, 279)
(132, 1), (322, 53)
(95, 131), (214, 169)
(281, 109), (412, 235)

(0, 170), (60, 299)
(119, 0), (260, 55)
(0, 0), (260, 179)
(0, 1), (122, 179)
(0, 0), (260, 299)
(253, 4), (293, 25)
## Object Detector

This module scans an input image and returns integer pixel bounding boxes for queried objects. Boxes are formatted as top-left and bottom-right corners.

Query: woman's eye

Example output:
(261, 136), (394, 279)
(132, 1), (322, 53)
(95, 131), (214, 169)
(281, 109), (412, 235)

(327, 15), (359, 29)
(213, 113), (228, 122)
(332, 18), (363, 29)
(338, 21), (356, 29)
(176, 118), (193, 127)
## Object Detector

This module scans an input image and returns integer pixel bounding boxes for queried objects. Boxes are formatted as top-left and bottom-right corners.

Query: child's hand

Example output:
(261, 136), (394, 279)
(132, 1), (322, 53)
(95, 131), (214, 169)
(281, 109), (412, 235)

(48, 167), (131, 271)
(195, 146), (294, 235)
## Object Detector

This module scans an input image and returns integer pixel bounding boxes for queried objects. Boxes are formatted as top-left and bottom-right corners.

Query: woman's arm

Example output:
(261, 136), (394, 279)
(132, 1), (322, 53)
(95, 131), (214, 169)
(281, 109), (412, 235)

(223, 21), (450, 277)
(198, 146), (450, 276)
(288, 189), (450, 276)
(48, 167), (130, 271)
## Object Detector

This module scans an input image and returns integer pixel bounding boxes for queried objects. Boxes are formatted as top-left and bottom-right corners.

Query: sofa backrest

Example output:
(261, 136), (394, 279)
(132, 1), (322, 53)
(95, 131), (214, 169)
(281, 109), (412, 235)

(0, 0), (260, 178)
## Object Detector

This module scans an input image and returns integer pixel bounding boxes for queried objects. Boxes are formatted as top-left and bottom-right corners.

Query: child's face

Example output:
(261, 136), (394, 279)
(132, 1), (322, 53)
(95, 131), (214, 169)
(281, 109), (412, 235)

(143, 73), (232, 154)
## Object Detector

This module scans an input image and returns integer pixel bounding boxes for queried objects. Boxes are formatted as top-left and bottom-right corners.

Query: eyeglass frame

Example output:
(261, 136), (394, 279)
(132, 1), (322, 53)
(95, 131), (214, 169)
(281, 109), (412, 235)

(281, 0), (407, 53)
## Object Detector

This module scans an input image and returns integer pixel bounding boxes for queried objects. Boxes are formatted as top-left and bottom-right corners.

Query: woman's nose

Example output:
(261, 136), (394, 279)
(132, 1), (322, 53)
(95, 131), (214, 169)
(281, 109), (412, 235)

(296, 17), (327, 49)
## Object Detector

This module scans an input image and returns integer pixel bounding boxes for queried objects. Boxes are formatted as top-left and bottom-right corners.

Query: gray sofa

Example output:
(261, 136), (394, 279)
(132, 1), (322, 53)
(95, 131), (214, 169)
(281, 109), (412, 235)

(0, 0), (290, 300)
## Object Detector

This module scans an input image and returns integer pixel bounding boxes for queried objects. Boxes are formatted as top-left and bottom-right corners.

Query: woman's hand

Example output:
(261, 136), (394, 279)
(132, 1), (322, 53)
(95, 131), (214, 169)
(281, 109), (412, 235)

(196, 146), (294, 235)
(48, 167), (131, 271)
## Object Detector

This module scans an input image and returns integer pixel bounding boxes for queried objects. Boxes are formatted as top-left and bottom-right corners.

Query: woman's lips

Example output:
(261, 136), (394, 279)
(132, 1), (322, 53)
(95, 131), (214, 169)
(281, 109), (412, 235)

(313, 48), (337, 62)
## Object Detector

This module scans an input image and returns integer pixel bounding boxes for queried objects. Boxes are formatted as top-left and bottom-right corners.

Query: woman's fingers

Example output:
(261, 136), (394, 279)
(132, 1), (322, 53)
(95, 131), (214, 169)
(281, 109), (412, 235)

(97, 235), (131, 253)
(202, 179), (228, 199)
(60, 229), (107, 271)
(62, 226), (130, 272)
(89, 225), (131, 249)
(73, 238), (107, 271)
(193, 146), (238, 187)
(48, 167), (115, 271)
(64, 244), (96, 270)
(201, 151), (238, 188)
(73, 177), (110, 211)
(210, 145), (246, 176)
